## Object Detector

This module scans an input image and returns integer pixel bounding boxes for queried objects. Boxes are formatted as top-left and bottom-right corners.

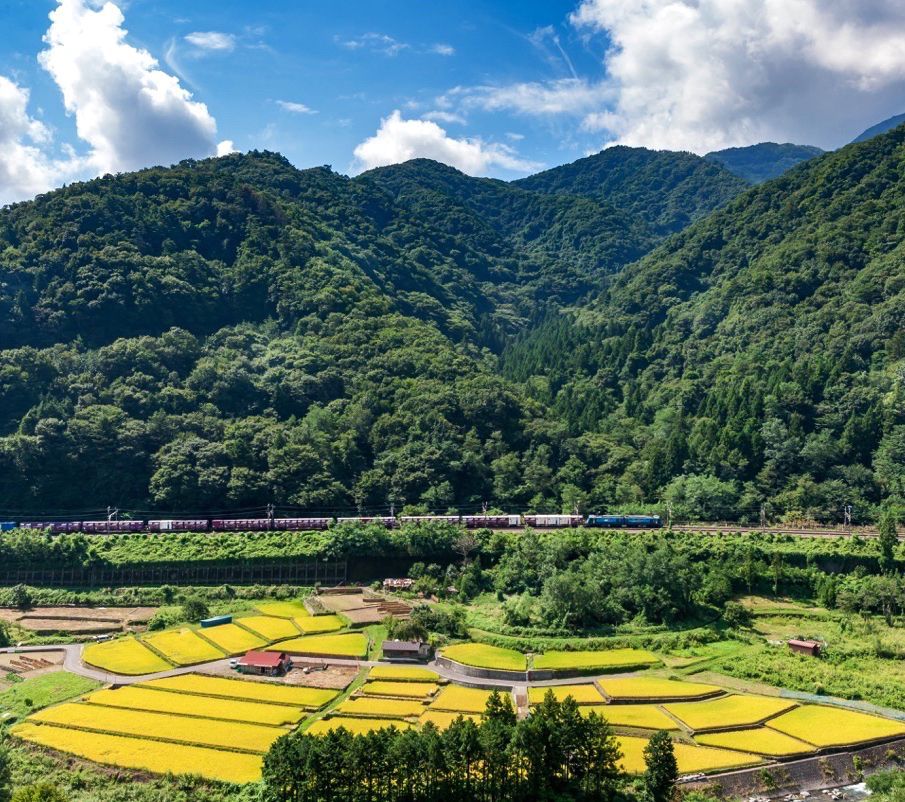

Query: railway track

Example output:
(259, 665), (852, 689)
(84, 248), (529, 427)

(494, 524), (888, 539)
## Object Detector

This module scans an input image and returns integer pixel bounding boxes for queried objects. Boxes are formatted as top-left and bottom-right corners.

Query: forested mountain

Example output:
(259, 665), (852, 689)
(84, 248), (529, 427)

(852, 113), (905, 144)
(0, 130), (902, 521)
(514, 146), (748, 236)
(704, 142), (824, 184)
(504, 126), (905, 523)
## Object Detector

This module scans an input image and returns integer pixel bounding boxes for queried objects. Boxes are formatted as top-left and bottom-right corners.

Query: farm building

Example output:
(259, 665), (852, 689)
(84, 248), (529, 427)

(382, 640), (432, 662)
(237, 650), (291, 676)
(787, 639), (821, 656)
(383, 578), (414, 591)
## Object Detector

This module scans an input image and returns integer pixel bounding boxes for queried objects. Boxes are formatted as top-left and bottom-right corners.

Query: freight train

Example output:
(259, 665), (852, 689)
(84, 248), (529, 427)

(2, 513), (661, 534)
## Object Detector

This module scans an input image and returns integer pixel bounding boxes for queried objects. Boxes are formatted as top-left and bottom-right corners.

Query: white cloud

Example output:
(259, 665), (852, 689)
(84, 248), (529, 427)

(184, 31), (235, 52)
(352, 110), (541, 175)
(0, 76), (83, 206)
(431, 43), (455, 56)
(569, 0), (905, 152)
(39, 0), (220, 175)
(421, 110), (466, 125)
(452, 78), (613, 116)
(216, 139), (237, 156)
(339, 33), (408, 56)
(277, 100), (318, 114)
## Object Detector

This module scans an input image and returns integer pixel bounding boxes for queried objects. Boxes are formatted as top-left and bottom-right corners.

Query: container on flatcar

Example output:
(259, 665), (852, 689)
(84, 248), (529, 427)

(461, 515), (521, 528)
(524, 514), (581, 527)
(148, 520), (209, 532)
(81, 520), (144, 533)
(335, 516), (397, 528)
(274, 518), (331, 530)
(398, 515), (462, 525)
(212, 518), (271, 531)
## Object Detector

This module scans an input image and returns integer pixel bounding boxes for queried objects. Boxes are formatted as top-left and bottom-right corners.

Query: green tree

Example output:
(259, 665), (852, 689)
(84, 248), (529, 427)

(0, 740), (11, 802)
(878, 508), (899, 570)
(180, 596), (210, 622)
(11, 785), (68, 802)
(643, 731), (678, 802)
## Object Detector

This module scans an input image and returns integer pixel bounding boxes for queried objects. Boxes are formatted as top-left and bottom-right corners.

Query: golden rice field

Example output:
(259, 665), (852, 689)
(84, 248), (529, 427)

(294, 615), (344, 634)
(767, 705), (905, 747)
(236, 615), (301, 641)
(197, 624), (266, 655)
(419, 710), (481, 730)
(272, 633), (368, 658)
(598, 677), (723, 701)
(362, 681), (439, 699)
(31, 702), (283, 753)
(616, 736), (761, 775)
(665, 695), (798, 732)
(307, 716), (412, 735)
(142, 628), (225, 665)
(696, 728), (816, 756)
(369, 665), (440, 682)
(12, 722), (263, 784)
(84, 686), (305, 726)
(528, 684), (605, 706)
(141, 673), (338, 708)
(441, 643), (527, 671)
(430, 686), (499, 714)
(82, 638), (172, 675)
(533, 649), (659, 672)
(336, 697), (426, 718)
(581, 704), (678, 730)
(255, 601), (310, 618)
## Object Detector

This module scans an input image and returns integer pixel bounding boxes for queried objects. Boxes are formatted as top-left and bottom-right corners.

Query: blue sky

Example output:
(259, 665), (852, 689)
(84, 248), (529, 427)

(2, 0), (905, 205)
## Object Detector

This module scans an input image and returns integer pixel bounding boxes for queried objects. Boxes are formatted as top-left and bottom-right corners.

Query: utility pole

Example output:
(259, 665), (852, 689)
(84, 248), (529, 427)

(666, 501), (672, 529)
(389, 500), (395, 519)
(760, 503), (767, 530)
(843, 504), (853, 530)
(482, 500), (488, 513)
(266, 503), (275, 529)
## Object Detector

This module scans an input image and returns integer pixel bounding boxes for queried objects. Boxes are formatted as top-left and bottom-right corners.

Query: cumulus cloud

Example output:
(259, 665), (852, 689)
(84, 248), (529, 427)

(277, 100), (318, 114)
(184, 31), (236, 52)
(569, 0), (905, 152)
(39, 0), (221, 175)
(0, 76), (82, 206)
(454, 78), (613, 116)
(352, 110), (541, 175)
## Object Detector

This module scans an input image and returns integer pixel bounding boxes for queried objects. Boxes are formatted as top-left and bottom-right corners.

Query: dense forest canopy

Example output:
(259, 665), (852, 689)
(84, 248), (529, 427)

(0, 132), (902, 522)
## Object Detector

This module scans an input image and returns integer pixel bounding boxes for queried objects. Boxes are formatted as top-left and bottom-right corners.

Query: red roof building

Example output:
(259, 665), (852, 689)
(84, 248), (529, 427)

(787, 639), (821, 657)
(237, 650), (290, 676)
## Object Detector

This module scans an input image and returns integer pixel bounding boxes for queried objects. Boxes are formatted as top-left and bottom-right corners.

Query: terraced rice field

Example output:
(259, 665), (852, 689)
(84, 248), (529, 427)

(441, 643), (527, 671)
(430, 686), (499, 714)
(697, 728), (816, 756)
(272, 633), (368, 658)
(307, 716), (412, 735)
(583, 704), (678, 730)
(83, 686), (306, 726)
(255, 601), (310, 618)
(337, 697), (427, 718)
(369, 665), (440, 682)
(419, 710), (481, 730)
(31, 702), (283, 753)
(236, 615), (301, 641)
(12, 722), (263, 784)
(140, 674), (338, 708)
(533, 649), (659, 672)
(142, 628), (225, 665)
(82, 638), (171, 675)
(665, 695), (797, 732)
(767, 705), (905, 747)
(616, 735), (761, 775)
(294, 615), (344, 634)
(362, 681), (439, 699)
(598, 677), (723, 701)
(528, 684), (605, 705)
(198, 624), (266, 655)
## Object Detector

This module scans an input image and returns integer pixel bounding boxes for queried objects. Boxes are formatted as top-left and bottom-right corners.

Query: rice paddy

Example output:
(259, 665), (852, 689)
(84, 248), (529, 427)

(272, 632), (369, 658)
(361, 681), (439, 698)
(255, 601), (311, 618)
(198, 623), (266, 655)
(140, 673), (338, 708)
(31, 702), (283, 753)
(369, 665), (440, 682)
(441, 643), (527, 671)
(665, 695), (798, 732)
(82, 638), (172, 675)
(583, 704), (678, 730)
(616, 735), (762, 775)
(767, 705), (905, 747)
(293, 615), (344, 634)
(12, 722), (263, 784)
(306, 716), (413, 735)
(419, 710), (481, 730)
(430, 686), (499, 714)
(336, 697), (427, 718)
(236, 615), (301, 641)
(598, 677), (724, 701)
(142, 628), (225, 665)
(83, 686), (306, 726)
(528, 684), (606, 706)
(533, 649), (659, 672)
(696, 728), (816, 756)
